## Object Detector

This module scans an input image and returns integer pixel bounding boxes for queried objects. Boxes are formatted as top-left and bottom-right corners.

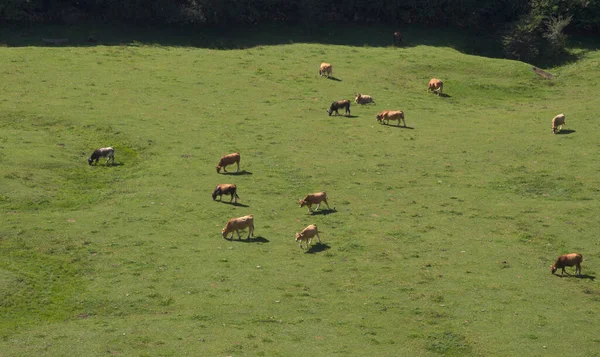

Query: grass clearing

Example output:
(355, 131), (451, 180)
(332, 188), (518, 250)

(1, 26), (599, 356)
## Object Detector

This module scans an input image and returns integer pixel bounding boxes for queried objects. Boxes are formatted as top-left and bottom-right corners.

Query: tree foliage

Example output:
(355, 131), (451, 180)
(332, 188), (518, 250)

(0, 0), (597, 60)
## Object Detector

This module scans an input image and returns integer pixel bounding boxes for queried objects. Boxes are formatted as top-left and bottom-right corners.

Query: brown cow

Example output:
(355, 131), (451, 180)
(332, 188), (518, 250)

(355, 93), (375, 105)
(328, 100), (351, 116)
(216, 152), (240, 173)
(428, 78), (444, 95)
(551, 113), (566, 134)
(551, 253), (583, 276)
(377, 110), (405, 127)
(222, 215), (254, 240)
(299, 192), (330, 213)
(212, 184), (240, 203)
(295, 224), (321, 249)
(319, 62), (332, 78)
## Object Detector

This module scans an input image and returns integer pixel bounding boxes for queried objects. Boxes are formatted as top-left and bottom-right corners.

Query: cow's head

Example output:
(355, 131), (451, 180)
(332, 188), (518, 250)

(299, 199), (307, 208)
(212, 190), (218, 200)
(295, 232), (303, 241)
(551, 265), (557, 274)
(88, 157), (94, 165)
(216, 165), (222, 173)
(222, 228), (229, 239)
(327, 108), (334, 116)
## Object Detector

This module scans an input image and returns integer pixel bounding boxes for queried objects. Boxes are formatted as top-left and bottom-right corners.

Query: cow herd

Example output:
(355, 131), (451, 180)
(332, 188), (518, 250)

(86, 58), (580, 269)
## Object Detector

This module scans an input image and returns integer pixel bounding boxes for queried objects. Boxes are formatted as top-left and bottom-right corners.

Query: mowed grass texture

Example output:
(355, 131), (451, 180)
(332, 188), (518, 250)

(0, 28), (599, 356)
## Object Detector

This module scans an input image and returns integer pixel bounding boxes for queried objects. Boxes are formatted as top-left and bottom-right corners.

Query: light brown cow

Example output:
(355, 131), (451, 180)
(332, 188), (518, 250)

(216, 152), (240, 173)
(299, 192), (330, 213)
(428, 78), (444, 95)
(212, 184), (240, 203)
(551, 113), (566, 134)
(355, 93), (375, 105)
(295, 224), (321, 249)
(551, 253), (583, 276)
(319, 62), (332, 78)
(376, 110), (405, 126)
(222, 215), (254, 240)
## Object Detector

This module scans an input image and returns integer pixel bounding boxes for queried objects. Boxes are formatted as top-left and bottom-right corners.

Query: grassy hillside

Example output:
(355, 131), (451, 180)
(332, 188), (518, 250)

(0, 27), (599, 356)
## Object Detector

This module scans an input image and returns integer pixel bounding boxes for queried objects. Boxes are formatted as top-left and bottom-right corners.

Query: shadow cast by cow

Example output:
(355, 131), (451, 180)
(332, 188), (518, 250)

(382, 124), (414, 129)
(216, 201), (250, 208)
(95, 162), (124, 167)
(310, 208), (337, 216)
(305, 243), (331, 254)
(327, 76), (342, 82)
(226, 236), (269, 243)
(439, 93), (452, 98)
(556, 273), (595, 281)
(556, 129), (575, 135)
(340, 115), (359, 118)
(221, 170), (253, 176)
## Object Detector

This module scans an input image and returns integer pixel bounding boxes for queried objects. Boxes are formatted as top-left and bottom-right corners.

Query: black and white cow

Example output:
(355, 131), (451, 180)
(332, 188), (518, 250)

(88, 147), (115, 165)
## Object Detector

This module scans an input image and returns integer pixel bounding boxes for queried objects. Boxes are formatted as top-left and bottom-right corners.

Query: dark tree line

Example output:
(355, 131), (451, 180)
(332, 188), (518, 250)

(1, 0), (598, 60)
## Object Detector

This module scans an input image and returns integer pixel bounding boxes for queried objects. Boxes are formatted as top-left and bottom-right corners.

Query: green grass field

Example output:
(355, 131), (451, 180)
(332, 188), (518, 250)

(1, 26), (599, 356)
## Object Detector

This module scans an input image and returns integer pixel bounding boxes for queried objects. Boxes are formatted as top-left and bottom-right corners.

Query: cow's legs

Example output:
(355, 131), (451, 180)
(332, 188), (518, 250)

(316, 232), (321, 243)
(236, 229), (242, 240)
(236, 161), (240, 172)
(324, 200), (330, 209)
(315, 203), (321, 211)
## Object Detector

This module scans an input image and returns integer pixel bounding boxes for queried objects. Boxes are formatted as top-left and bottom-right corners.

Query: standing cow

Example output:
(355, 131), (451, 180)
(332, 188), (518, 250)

(428, 78), (444, 95)
(88, 147), (115, 165)
(328, 100), (351, 116)
(216, 152), (240, 173)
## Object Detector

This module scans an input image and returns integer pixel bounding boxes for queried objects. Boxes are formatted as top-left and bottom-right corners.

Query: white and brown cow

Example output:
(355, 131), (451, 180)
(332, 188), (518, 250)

(319, 62), (332, 78)
(428, 78), (444, 95)
(376, 110), (405, 126)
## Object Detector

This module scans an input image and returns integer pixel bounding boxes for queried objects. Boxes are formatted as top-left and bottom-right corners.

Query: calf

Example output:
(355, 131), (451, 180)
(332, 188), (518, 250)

(428, 78), (444, 95)
(319, 62), (332, 78)
(299, 192), (330, 213)
(355, 93), (375, 105)
(551, 253), (583, 276)
(88, 147), (115, 165)
(551, 113), (566, 134)
(216, 152), (240, 173)
(295, 224), (321, 249)
(328, 100), (351, 116)
(376, 110), (405, 126)
(393, 31), (403, 46)
(212, 184), (240, 203)
(222, 215), (254, 240)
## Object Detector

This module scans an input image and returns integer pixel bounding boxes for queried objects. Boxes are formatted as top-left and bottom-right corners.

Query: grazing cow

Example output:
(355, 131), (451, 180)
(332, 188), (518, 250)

(212, 184), (240, 203)
(216, 152), (240, 173)
(319, 62), (332, 78)
(428, 78), (444, 95)
(551, 253), (583, 276)
(299, 192), (330, 213)
(376, 110), (405, 126)
(551, 113), (566, 134)
(328, 100), (351, 116)
(295, 224), (321, 250)
(222, 215), (254, 240)
(393, 32), (403, 46)
(355, 93), (375, 105)
(88, 147), (115, 165)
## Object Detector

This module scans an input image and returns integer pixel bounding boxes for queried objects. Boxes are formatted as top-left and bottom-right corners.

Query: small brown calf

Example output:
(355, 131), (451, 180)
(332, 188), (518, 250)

(299, 192), (330, 213)
(295, 224), (321, 249)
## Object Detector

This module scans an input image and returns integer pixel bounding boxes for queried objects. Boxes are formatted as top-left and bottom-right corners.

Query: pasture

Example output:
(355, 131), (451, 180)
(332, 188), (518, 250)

(0, 26), (599, 356)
